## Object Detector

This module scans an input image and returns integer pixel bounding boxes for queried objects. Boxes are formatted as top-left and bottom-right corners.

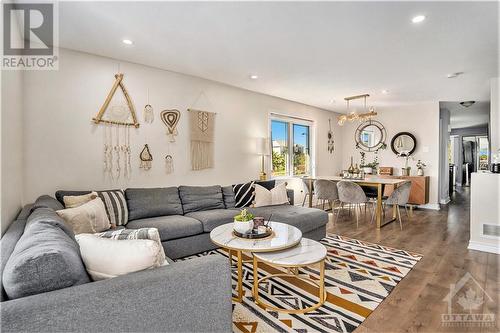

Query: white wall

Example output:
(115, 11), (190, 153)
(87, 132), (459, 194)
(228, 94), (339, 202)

(22, 48), (343, 203)
(339, 102), (440, 207)
(491, 77), (499, 155)
(1, 70), (24, 234)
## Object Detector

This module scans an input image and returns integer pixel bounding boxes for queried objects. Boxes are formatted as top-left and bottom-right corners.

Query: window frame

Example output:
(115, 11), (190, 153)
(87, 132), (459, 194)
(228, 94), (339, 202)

(269, 113), (314, 179)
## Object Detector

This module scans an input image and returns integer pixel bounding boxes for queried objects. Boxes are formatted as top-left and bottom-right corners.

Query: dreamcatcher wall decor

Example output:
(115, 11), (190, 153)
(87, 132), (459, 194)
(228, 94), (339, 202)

(143, 89), (154, 123)
(165, 155), (174, 174)
(328, 118), (335, 154)
(160, 109), (181, 142)
(139, 144), (153, 170)
(94, 73), (138, 180)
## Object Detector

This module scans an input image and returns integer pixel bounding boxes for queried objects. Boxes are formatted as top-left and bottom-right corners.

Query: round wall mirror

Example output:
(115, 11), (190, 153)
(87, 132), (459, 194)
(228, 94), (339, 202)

(391, 132), (417, 156)
(355, 120), (387, 152)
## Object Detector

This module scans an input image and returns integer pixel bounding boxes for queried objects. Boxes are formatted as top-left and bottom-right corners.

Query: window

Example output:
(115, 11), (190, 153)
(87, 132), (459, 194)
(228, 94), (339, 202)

(271, 117), (312, 177)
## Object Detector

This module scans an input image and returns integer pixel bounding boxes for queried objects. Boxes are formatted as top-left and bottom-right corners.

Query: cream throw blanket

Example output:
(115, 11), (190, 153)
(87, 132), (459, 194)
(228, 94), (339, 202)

(189, 109), (215, 170)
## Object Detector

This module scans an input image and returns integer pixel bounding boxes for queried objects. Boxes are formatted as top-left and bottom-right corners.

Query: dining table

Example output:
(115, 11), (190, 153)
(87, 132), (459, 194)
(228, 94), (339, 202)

(303, 176), (410, 229)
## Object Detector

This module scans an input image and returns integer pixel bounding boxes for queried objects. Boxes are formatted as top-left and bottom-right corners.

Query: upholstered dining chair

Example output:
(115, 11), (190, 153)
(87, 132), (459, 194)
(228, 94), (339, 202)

(336, 180), (374, 228)
(313, 179), (339, 212)
(301, 178), (314, 206)
(383, 181), (412, 230)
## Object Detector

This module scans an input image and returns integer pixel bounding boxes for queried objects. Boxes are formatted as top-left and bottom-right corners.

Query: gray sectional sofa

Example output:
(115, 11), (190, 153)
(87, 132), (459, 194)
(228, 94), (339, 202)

(1, 181), (328, 332)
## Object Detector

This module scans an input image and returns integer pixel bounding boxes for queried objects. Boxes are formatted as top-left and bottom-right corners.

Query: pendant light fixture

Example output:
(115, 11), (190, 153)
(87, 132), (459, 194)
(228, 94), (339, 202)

(337, 94), (377, 126)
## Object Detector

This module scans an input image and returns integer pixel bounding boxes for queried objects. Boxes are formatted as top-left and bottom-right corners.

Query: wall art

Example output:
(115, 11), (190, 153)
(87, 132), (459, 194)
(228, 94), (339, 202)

(139, 144), (153, 170)
(160, 109), (181, 142)
(165, 155), (174, 174)
(188, 108), (215, 170)
(328, 118), (335, 154)
(143, 88), (154, 123)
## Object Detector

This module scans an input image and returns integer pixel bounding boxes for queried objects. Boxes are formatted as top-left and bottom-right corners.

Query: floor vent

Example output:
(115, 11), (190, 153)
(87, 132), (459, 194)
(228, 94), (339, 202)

(483, 224), (500, 237)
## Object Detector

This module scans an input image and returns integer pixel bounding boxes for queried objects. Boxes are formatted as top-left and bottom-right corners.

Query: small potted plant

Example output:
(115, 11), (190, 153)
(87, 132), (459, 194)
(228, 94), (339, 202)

(233, 209), (255, 234)
(416, 160), (427, 176)
(360, 152), (379, 174)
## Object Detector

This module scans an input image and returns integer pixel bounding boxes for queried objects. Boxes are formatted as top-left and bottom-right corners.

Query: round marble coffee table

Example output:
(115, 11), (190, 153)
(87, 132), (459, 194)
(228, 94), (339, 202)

(210, 221), (302, 302)
(252, 238), (327, 313)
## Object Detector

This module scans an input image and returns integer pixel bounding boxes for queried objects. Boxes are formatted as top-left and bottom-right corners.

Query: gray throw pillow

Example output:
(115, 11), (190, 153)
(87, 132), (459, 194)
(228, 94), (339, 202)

(179, 186), (225, 214)
(2, 208), (90, 300)
(125, 187), (183, 221)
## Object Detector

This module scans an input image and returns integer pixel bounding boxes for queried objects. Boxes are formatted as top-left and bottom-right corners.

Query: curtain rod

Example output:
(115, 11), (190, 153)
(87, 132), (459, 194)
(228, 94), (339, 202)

(269, 112), (313, 123)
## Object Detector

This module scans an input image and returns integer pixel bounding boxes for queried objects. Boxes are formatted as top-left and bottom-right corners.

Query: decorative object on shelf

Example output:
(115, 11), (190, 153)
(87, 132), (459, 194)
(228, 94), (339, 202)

(92, 73), (139, 128)
(398, 152), (413, 176)
(233, 209), (255, 234)
(327, 119), (335, 153)
(359, 151), (379, 174)
(189, 108), (215, 170)
(139, 144), (153, 170)
(416, 160), (427, 176)
(143, 89), (154, 123)
(379, 166), (393, 175)
(391, 132), (417, 156)
(256, 138), (271, 180)
(337, 94), (377, 126)
(355, 119), (387, 152)
(160, 109), (181, 142)
(165, 155), (174, 174)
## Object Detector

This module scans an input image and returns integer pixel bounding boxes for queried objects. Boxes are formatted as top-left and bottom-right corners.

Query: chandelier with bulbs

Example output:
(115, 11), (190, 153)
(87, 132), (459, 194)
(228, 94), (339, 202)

(337, 94), (377, 126)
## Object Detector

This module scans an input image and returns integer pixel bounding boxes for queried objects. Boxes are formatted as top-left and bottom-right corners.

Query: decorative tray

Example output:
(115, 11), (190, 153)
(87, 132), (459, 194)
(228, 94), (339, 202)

(233, 228), (273, 239)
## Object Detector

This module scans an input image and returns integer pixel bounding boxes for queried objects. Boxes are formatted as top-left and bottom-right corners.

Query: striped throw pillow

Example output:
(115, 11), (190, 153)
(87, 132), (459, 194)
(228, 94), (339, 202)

(97, 190), (129, 226)
(233, 181), (255, 208)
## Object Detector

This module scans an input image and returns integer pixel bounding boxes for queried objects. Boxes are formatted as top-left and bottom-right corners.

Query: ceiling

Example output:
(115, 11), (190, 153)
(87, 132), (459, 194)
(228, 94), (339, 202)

(56, 1), (499, 111)
(441, 101), (491, 129)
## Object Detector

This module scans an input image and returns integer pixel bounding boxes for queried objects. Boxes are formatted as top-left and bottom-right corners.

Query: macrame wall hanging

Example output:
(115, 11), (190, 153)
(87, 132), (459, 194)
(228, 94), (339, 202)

(143, 89), (154, 123)
(189, 108), (216, 170)
(139, 144), (153, 170)
(328, 118), (335, 154)
(94, 73), (137, 180)
(160, 109), (181, 142)
(165, 155), (174, 174)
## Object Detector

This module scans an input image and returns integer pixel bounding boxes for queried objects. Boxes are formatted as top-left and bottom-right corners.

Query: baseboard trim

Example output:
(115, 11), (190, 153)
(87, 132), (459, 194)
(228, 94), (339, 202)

(417, 203), (441, 210)
(468, 241), (500, 254)
(440, 197), (451, 205)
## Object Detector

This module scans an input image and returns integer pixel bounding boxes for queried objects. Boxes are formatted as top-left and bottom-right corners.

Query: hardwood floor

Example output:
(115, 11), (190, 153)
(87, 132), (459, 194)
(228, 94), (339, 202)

(324, 187), (499, 333)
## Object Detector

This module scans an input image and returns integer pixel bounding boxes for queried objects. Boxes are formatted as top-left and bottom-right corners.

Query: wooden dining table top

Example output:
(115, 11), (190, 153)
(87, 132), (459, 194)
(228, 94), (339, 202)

(304, 175), (409, 185)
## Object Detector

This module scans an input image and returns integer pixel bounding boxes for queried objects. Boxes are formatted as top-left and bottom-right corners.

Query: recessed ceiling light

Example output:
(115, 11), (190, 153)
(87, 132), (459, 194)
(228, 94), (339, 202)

(381, 90), (389, 94)
(122, 39), (133, 45)
(412, 15), (426, 23)
(447, 72), (464, 78)
(249, 74), (259, 80)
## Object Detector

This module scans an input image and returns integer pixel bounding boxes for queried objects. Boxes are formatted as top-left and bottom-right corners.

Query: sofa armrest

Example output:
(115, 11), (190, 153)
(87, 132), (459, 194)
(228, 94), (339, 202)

(287, 189), (295, 205)
(1, 255), (232, 333)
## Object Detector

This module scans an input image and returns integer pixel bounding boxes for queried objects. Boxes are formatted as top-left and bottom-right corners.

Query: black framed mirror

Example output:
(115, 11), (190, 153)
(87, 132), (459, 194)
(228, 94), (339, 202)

(355, 120), (387, 152)
(391, 132), (417, 156)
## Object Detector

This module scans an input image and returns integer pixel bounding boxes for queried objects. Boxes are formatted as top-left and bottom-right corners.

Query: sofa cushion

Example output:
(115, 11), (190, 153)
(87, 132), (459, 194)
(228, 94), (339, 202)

(222, 186), (236, 208)
(126, 187), (183, 221)
(126, 215), (203, 241)
(179, 186), (225, 214)
(32, 195), (64, 211)
(2, 208), (90, 300)
(247, 205), (328, 234)
(186, 209), (240, 232)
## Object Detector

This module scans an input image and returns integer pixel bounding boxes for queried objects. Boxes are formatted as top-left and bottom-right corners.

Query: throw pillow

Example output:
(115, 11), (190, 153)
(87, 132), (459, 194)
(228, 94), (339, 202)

(63, 191), (98, 208)
(97, 190), (129, 226)
(96, 228), (166, 265)
(233, 181), (255, 208)
(56, 198), (111, 234)
(75, 233), (167, 281)
(254, 182), (289, 207)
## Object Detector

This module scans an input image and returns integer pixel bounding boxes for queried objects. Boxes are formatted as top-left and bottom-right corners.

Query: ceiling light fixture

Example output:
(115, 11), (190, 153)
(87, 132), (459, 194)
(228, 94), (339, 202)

(249, 74), (259, 80)
(412, 15), (426, 23)
(122, 39), (134, 45)
(447, 72), (464, 78)
(460, 101), (476, 108)
(337, 94), (377, 126)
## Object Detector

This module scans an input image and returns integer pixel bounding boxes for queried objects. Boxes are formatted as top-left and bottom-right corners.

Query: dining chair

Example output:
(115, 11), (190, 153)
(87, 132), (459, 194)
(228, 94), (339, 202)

(301, 178), (314, 207)
(313, 179), (339, 212)
(383, 181), (412, 230)
(336, 181), (374, 228)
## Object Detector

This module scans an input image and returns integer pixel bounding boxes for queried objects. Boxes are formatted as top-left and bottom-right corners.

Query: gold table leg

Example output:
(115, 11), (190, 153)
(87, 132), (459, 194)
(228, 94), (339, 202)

(230, 250), (244, 303)
(252, 255), (326, 314)
(376, 183), (383, 229)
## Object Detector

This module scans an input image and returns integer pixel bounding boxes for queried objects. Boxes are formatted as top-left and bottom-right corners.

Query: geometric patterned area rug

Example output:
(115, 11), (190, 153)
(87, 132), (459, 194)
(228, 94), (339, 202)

(180, 234), (422, 333)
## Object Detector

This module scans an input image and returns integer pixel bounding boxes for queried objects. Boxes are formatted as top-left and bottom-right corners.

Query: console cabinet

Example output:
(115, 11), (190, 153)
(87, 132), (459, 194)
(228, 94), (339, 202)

(378, 175), (430, 205)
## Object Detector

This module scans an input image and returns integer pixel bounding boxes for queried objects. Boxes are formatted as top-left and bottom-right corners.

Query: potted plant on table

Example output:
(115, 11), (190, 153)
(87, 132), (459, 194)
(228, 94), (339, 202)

(234, 209), (255, 234)
(359, 151), (379, 174)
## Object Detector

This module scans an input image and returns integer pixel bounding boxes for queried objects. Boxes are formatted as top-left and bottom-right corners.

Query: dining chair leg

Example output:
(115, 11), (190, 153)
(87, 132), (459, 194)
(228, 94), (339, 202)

(322, 200), (325, 210)
(397, 205), (403, 230)
(355, 204), (359, 228)
(302, 193), (308, 207)
(405, 205), (411, 219)
(335, 202), (342, 222)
